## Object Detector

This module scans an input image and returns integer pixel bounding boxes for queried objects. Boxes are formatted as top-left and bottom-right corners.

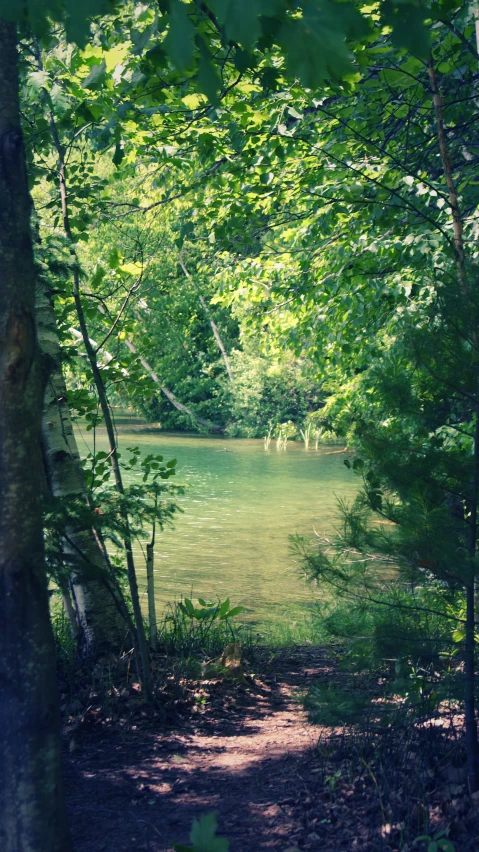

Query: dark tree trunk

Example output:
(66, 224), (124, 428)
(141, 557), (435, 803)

(0, 20), (72, 851)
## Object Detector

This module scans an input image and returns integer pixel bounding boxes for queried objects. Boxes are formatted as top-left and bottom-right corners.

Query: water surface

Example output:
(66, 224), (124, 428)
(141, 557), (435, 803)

(78, 421), (357, 625)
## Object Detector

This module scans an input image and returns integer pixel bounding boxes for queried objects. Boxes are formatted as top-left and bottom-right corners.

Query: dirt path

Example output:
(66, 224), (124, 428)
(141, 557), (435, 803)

(66, 647), (477, 851)
(65, 647), (342, 851)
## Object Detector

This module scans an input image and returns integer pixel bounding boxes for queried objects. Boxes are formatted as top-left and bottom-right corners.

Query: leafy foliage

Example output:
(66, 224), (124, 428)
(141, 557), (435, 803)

(15, 0), (479, 784)
(174, 812), (228, 852)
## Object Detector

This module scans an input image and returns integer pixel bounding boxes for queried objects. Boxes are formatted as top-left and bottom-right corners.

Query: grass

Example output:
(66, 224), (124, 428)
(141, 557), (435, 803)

(154, 599), (258, 676)
(260, 610), (327, 648)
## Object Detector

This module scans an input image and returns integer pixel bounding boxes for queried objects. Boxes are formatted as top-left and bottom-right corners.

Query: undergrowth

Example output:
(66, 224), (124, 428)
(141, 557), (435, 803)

(297, 588), (478, 849)
(52, 594), (258, 719)
(303, 586), (464, 730)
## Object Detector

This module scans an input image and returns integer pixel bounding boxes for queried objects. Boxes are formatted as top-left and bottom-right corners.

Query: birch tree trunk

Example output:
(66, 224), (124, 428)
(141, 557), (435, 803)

(124, 338), (224, 432)
(69, 327), (224, 433)
(42, 94), (153, 698)
(0, 19), (71, 851)
(37, 276), (128, 656)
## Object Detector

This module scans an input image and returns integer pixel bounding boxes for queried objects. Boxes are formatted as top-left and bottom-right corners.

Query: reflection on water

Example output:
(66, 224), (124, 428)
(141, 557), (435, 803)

(77, 420), (357, 625)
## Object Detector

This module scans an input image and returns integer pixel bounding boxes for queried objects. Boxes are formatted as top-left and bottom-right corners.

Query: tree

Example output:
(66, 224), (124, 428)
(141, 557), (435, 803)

(0, 18), (72, 851)
(206, 7), (479, 788)
(37, 259), (131, 655)
(0, 1), (448, 847)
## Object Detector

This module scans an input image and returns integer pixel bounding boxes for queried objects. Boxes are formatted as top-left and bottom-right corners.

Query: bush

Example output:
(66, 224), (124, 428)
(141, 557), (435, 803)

(222, 350), (323, 437)
(303, 585), (462, 728)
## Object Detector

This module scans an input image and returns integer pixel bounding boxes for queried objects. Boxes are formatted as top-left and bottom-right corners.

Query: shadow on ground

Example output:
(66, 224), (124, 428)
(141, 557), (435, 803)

(64, 646), (478, 852)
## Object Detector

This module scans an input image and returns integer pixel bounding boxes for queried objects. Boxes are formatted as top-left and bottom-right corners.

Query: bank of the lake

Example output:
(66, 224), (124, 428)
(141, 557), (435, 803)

(76, 419), (358, 628)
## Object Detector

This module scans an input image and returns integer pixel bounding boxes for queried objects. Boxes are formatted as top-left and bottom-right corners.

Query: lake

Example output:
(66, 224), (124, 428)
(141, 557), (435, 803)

(77, 419), (358, 627)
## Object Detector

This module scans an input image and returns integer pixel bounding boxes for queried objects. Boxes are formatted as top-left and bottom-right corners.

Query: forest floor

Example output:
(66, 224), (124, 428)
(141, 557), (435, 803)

(63, 646), (479, 852)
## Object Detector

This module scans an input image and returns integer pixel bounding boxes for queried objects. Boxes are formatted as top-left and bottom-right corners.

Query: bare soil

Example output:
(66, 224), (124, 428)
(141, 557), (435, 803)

(63, 647), (479, 852)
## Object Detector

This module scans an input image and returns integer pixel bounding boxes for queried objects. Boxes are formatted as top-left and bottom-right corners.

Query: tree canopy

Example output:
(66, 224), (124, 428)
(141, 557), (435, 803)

(2, 0), (479, 848)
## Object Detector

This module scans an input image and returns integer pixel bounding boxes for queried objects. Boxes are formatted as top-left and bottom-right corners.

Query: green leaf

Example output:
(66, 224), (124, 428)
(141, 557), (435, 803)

(130, 17), (158, 55)
(207, 0), (260, 50)
(107, 247), (122, 269)
(112, 143), (125, 167)
(25, 70), (50, 98)
(438, 842), (455, 852)
(1, 0), (100, 45)
(64, 0), (111, 46)
(197, 48), (221, 105)
(219, 598), (231, 617)
(189, 813), (229, 852)
(81, 59), (107, 90)
(224, 606), (244, 618)
(279, 1), (368, 87)
(184, 597), (195, 616)
(260, 172), (274, 186)
(50, 83), (70, 113)
(144, 43), (167, 68)
(164, 0), (195, 72)
(120, 261), (143, 276)
(382, 1), (431, 59)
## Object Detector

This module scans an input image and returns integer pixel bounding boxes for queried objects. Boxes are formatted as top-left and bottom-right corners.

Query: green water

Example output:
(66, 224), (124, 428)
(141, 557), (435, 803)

(78, 420), (357, 626)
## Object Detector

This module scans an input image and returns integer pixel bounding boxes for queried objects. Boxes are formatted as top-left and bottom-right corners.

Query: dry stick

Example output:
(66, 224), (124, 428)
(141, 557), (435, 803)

(38, 69), (153, 700)
(178, 254), (234, 383)
(428, 55), (479, 791)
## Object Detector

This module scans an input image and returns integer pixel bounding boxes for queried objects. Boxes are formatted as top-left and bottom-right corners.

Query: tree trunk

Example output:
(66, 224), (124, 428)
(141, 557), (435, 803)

(0, 19), (72, 851)
(178, 254), (233, 383)
(42, 90), (152, 699)
(464, 372), (479, 792)
(124, 338), (224, 432)
(37, 275), (129, 656)
(146, 542), (158, 650)
(72, 279), (153, 699)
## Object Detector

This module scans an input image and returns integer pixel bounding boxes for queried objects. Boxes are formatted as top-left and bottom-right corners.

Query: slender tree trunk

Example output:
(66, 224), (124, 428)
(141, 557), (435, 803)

(37, 275), (129, 656)
(427, 58), (468, 294)
(0, 19), (72, 851)
(124, 338), (224, 431)
(146, 542), (158, 650)
(146, 491), (158, 650)
(178, 254), (233, 382)
(58, 574), (82, 641)
(464, 373), (479, 792)
(72, 279), (153, 699)
(41, 84), (152, 699)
